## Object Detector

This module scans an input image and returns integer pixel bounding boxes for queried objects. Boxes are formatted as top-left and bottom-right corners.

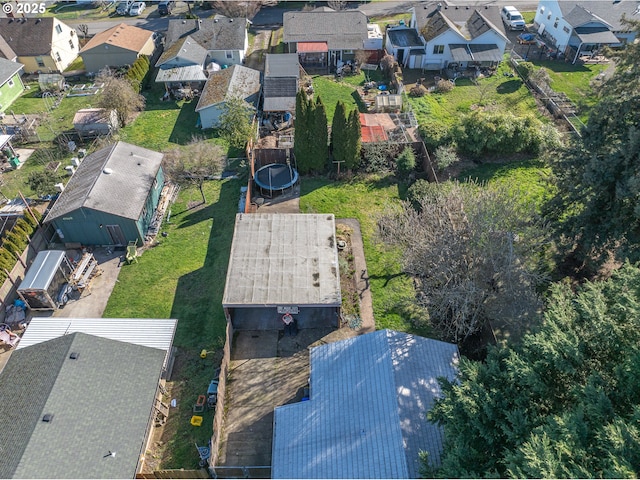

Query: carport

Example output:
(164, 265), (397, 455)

(222, 213), (341, 330)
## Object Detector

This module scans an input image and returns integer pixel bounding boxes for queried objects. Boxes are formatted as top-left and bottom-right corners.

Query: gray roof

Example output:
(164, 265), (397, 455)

(575, 26), (621, 44)
(263, 95), (297, 112)
(166, 17), (247, 52)
(387, 28), (425, 48)
(44, 141), (163, 223)
(156, 35), (208, 67)
(155, 64), (208, 83)
(18, 250), (66, 292)
(414, 2), (507, 40)
(283, 10), (369, 50)
(0, 57), (22, 84)
(0, 332), (165, 478)
(272, 330), (459, 479)
(195, 64), (260, 111)
(0, 35), (17, 61)
(0, 17), (61, 56)
(222, 214), (341, 307)
(265, 54), (300, 78)
(263, 77), (298, 101)
(559, 1), (639, 31)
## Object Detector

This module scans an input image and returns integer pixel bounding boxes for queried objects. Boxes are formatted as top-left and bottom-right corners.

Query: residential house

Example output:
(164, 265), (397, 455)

(44, 141), (165, 246)
(263, 53), (300, 113)
(272, 330), (459, 478)
(195, 64), (260, 129)
(166, 17), (250, 68)
(385, 27), (426, 69)
(155, 35), (208, 90)
(409, 2), (508, 70)
(73, 108), (118, 138)
(0, 58), (24, 113)
(0, 332), (168, 478)
(79, 23), (155, 73)
(534, 0), (640, 63)
(0, 17), (79, 73)
(283, 7), (381, 71)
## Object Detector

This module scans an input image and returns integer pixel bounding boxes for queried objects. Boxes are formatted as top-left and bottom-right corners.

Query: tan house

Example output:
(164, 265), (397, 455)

(0, 17), (79, 73)
(80, 23), (155, 73)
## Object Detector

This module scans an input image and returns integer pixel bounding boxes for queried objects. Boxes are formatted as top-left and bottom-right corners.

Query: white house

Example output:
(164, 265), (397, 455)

(385, 27), (425, 69)
(533, 0), (640, 63)
(195, 65), (260, 129)
(410, 3), (508, 71)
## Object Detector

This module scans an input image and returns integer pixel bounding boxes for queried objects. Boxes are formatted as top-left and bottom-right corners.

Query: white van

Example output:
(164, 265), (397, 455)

(501, 6), (526, 31)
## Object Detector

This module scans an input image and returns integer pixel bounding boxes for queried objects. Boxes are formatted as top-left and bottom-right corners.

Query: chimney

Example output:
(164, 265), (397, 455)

(437, 3), (442, 10)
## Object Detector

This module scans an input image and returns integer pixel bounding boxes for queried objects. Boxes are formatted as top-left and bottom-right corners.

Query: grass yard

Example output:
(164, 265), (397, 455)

(104, 179), (241, 469)
(300, 175), (427, 335)
(43, 2), (117, 20)
(311, 76), (363, 123)
(369, 12), (412, 29)
(408, 59), (540, 126)
(521, 11), (536, 24)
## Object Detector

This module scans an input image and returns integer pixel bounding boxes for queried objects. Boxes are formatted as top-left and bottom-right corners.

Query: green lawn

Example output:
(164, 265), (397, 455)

(311, 76), (364, 123)
(300, 175), (427, 335)
(104, 179), (240, 469)
(408, 59), (540, 126)
(370, 12), (412, 29)
(42, 2), (116, 20)
(521, 11), (536, 24)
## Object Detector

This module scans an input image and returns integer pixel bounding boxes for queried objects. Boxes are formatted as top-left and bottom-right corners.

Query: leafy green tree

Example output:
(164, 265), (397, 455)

(344, 109), (361, 170)
(310, 96), (328, 172)
(396, 146), (416, 178)
(545, 19), (640, 268)
(27, 170), (58, 197)
(219, 96), (255, 149)
(428, 263), (640, 478)
(330, 101), (348, 170)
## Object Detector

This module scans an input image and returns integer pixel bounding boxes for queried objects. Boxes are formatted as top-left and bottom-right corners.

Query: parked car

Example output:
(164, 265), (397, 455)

(157, 0), (175, 15)
(129, 1), (145, 15)
(115, 0), (132, 15)
(501, 6), (526, 31)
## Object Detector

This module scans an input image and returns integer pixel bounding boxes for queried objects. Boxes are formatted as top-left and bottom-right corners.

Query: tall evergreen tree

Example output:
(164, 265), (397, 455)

(344, 109), (362, 170)
(427, 263), (640, 478)
(294, 90), (312, 174)
(311, 96), (329, 172)
(331, 101), (348, 171)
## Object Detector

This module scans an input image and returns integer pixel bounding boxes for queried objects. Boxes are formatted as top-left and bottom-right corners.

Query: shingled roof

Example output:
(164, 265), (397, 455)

(81, 23), (153, 54)
(414, 2), (507, 40)
(166, 17), (247, 51)
(0, 17), (64, 56)
(0, 333), (165, 479)
(558, 1), (639, 31)
(0, 35), (17, 61)
(283, 9), (369, 50)
(0, 57), (23, 85)
(156, 35), (208, 67)
(195, 65), (260, 111)
(44, 141), (163, 222)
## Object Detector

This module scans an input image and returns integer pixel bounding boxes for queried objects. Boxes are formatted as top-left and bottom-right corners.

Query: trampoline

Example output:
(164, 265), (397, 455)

(254, 163), (299, 197)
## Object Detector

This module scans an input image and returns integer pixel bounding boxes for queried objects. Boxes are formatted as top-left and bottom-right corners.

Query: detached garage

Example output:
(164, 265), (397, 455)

(222, 213), (341, 330)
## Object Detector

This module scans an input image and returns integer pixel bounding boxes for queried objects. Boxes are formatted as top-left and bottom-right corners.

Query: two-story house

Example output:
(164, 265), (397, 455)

(0, 17), (79, 73)
(533, 0), (640, 63)
(0, 58), (24, 113)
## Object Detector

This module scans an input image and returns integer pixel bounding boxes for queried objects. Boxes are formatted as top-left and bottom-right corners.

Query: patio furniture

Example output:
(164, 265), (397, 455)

(126, 241), (139, 264)
(0, 324), (20, 348)
(193, 395), (206, 413)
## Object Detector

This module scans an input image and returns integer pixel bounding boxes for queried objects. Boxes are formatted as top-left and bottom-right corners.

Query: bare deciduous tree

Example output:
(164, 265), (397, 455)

(328, 0), (347, 11)
(162, 137), (226, 204)
(207, 0), (277, 20)
(378, 181), (548, 342)
(96, 70), (145, 127)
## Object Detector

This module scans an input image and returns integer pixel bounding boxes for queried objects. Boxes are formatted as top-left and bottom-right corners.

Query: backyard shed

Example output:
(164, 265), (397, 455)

(272, 330), (460, 478)
(73, 108), (118, 138)
(44, 141), (165, 246)
(17, 250), (72, 310)
(222, 213), (341, 330)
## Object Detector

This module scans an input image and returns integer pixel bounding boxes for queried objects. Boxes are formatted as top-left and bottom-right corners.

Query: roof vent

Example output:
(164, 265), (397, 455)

(69, 352), (79, 360)
(42, 414), (54, 423)
(466, 5), (469, 9)
(230, 18), (234, 22)
(103, 168), (113, 175)
(214, 18), (218, 22)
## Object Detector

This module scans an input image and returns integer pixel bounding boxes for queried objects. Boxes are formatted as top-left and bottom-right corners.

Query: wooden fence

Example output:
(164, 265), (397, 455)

(209, 321), (234, 468)
(136, 469), (210, 479)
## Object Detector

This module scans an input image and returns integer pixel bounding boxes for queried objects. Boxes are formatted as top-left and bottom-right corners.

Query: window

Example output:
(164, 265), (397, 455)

(69, 39), (75, 49)
(56, 52), (62, 62)
(55, 24), (62, 34)
(225, 51), (233, 59)
(36, 57), (45, 67)
(554, 17), (559, 28)
(563, 26), (570, 33)
(7, 79), (14, 88)
(433, 44), (444, 54)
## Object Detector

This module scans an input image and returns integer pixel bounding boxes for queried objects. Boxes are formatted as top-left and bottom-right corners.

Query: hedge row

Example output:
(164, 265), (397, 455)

(125, 55), (151, 93)
(0, 210), (42, 286)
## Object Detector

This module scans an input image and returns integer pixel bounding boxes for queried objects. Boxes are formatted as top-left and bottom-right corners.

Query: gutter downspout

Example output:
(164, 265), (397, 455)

(572, 40), (583, 64)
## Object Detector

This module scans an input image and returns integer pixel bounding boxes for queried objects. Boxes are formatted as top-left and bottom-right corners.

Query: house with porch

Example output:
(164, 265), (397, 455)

(409, 2), (508, 71)
(283, 7), (381, 71)
(0, 17), (79, 73)
(155, 35), (208, 91)
(533, 0), (640, 63)
(0, 58), (24, 113)
(166, 17), (250, 68)
(80, 23), (155, 73)
(44, 141), (164, 247)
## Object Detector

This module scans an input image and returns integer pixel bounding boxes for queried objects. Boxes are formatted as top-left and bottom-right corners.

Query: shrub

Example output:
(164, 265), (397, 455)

(380, 54), (397, 79)
(409, 85), (428, 97)
(407, 178), (436, 210)
(434, 144), (460, 171)
(517, 61), (535, 81)
(419, 121), (450, 151)
(396, 146), (416, 178)
(436, 79), (454, 93)
(361, 141), (398, 173)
